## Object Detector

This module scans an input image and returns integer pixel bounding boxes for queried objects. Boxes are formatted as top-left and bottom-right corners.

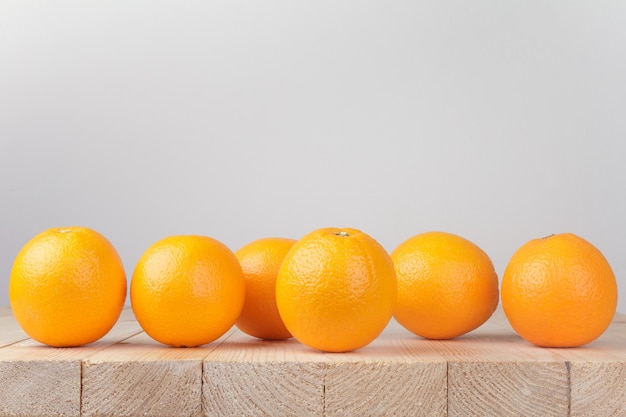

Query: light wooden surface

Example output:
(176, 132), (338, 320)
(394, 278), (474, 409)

(0, 309), (142, 417)
(321, 323), (447, 417)
(203, 329), (326, 417)
(0, 308), (625, 417)
(441, 314), (569, 417)
(82, 330), (234, 417)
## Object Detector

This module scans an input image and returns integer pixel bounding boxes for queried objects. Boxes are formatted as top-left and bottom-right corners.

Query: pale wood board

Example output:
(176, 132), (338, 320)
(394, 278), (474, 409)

(436, 313), (570, 417)
(0, 316), (142, 417)
(490, 310), (626, 417)
(203, 330), (327, 417)
(550, 321), (626, 417)
(322, 320), (447, 417)
(0, 314), (29, 347)
(0, 308), (626, 416)
(81, 329), (235, 417)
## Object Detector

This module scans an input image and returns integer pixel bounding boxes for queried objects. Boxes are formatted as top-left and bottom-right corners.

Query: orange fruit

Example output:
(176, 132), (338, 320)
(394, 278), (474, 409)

(391, 231), (499, 339)
(235, 237), (296, 340)
(130, 235), (245, 347)
(276, 227), (397, 352)
(9, 226), (127, 347)
(502, 233), (617, 347)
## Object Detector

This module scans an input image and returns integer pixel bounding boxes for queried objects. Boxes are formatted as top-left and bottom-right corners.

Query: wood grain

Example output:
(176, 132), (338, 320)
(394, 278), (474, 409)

(323, 320), (447, 417)
(568, 360), (626, 417)
(0, 308), (625, 416)
(442, 320), (569, 417)
(551, 322), (626, 417)
(203, 331), (326, 417)
(0, 317), (141, 417)
(492, 309), (626, 417)
(82, 329), (234, 417)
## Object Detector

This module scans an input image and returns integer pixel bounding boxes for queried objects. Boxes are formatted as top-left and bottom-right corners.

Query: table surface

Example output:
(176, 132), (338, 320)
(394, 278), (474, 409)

(1, 306), (625, 417)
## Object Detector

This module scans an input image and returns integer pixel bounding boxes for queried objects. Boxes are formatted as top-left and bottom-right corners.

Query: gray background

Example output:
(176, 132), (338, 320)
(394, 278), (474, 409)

(1, 1), (625, 312)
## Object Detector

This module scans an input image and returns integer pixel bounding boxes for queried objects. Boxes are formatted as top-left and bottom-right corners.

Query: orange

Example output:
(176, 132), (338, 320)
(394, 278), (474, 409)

(9, 226), (127, 347)
(502, 233), (617, 347)
(235, 237), (296, 340)
(130, 235), (245, 347)
(276, 227), (397, 352)
(391, 231), (499, 339)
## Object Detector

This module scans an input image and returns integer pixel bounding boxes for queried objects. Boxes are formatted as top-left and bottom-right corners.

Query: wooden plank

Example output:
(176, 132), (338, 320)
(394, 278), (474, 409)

(0, 317), (141, 417)
(0, 314), (29, 347)
(323, 320), (447, 417)
(0, 306), (625, 416)
(203, 331), (326, 417)
(551, 322), (626, 417)
(489, 310), (626, 417)
(81, 329), (234, 417)
(441, 316), (569, 417)
(568, 359), (626, 417)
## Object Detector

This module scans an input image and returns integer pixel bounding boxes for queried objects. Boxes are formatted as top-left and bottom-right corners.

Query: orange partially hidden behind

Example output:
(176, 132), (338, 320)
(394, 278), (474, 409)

(9, 226), (127, 347)
(276, 227), (397, 353)
(502, 233), (617, 347)
(235, 237), (296, 340)
(131, 235), (245, 347)
(391, 231), (499, 340)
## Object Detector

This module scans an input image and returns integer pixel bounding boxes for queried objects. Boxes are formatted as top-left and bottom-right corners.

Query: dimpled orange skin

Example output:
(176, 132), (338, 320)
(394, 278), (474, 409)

(9, 227), (127, 347)
(391, 232), (499, 340)
(131, 235), (245, 347)
(502, 233), (617, 348)
(235, 237), (296, 340)
(276, 227), (397, 353)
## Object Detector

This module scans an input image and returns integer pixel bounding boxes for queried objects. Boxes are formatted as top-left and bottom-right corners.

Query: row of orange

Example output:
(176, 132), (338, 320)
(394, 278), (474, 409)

(8, 226), (617, 352)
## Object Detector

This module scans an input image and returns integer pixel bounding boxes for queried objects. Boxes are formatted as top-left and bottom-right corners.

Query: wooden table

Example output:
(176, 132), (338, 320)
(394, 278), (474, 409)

(0, 306), (625, 417)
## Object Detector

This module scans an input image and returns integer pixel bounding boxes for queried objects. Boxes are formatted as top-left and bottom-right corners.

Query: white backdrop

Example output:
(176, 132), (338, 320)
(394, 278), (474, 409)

(1, 1), (625, 311)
